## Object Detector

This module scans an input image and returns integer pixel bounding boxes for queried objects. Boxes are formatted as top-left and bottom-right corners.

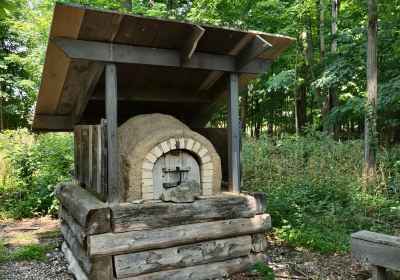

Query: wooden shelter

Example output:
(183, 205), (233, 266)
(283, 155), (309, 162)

(33, 3), (294, 280)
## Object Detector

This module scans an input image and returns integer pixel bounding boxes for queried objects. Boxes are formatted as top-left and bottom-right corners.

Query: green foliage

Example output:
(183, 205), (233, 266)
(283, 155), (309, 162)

(252, 261), (275, 280)
(0, 129), (74, 219)
(243, 133), (400, 254)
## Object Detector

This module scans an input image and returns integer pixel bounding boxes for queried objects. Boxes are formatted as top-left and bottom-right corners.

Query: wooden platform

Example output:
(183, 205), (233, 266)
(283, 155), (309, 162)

(56, 183), (270, 280)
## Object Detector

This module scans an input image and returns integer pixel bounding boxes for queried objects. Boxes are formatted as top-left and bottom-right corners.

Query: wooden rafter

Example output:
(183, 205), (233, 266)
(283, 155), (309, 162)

(235, 35), (272, 70)
(180, 25), (205, 65)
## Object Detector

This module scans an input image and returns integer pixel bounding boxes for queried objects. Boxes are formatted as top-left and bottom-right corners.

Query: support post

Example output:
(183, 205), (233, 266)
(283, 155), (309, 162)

(228, 73), (240, 194)
(372, 265), (386, 280)
(105, 64), (119, 203)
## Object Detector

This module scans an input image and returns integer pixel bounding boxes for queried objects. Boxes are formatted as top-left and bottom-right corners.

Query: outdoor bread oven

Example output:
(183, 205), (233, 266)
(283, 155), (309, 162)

(33, 3), (294, 280)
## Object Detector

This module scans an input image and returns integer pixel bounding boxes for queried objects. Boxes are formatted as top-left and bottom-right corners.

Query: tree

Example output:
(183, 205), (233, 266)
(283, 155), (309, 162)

(365, 0), (378, 178)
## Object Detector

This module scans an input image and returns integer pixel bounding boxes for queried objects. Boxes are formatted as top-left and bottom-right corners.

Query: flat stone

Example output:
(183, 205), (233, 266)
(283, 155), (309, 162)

(160, 180), (201, 203)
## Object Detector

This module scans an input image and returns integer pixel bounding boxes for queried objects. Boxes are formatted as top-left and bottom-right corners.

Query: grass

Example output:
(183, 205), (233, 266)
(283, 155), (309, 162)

(0, 231), (56, 263)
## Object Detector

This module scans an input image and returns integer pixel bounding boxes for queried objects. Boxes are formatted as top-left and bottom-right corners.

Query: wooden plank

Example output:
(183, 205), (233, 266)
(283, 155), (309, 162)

(251, 233), (268, 253)
(105, 64), (119, 204)
(33, 115), (72, 130)
(90, 86), (210, 103)
(117, 253), (266, 280)
(74, 126), (80, 181)
(55, 183), (111, 234)
(88, 125), (93, 188)
(81, 126), (90, 188)
(235, 35), (272, 70)
(59, 207), (87, 248)
(111, 194), (259, 232)
(180, 25), (205, 65)
(61, 242), (89, 280)
(351, 236), (400, 271)
(114, 235), (251, 278)
(100, 119), (108, 198)
(52, 38), (272, 74)
(351, 230), (400, 248)
(228, 72), (240, 194)
(88, 214), (271, 257)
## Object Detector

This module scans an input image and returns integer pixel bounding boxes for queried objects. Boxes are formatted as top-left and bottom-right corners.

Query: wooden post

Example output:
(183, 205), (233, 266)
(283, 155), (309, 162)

(372, 265), (386, 280)
(228, 73), (240, 194)
(105, 64), (119, 203)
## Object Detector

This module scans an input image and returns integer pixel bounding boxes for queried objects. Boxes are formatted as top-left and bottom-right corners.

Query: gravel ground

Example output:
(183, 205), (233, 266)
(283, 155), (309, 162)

(0, 217), (374, 280)
(0, 248), (73, 280)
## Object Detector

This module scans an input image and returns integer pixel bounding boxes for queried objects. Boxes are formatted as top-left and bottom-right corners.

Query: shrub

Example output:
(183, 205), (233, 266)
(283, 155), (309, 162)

(243, 132), (400, 254)
(0, 129), (74, 219)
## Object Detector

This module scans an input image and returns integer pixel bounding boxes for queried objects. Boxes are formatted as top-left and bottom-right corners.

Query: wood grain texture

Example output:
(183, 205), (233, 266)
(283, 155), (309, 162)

(52, 38), (271, 74)
(61, 224), (92, 274)
(55, 183), (110, 234)
(351, 230), (400, 248)
(61, 224), (113, 280)
(114, 235), (251, 278)
(105, 64), (119, 204)
(61, 242), (89, 280)
(117, 253), (266, 280)
(251, 233), (268, 253)
(111, 194), (258, 232)
(88, 214), (271, 257)
(351, 236), (400, 271)
(59, 207), (87, 248)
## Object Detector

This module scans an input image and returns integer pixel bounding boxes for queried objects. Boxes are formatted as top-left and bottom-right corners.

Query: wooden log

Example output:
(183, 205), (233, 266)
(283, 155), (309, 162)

(59, 207), (87, 248)
(251, 233), (268, 253)
(241, 191), (266, 214)
(61, 224), (113, 280)
(55, 183), (110, 234)
(61, 224), (92, 274)
(88, 214), (271, 257)
(351, 230), (400, 271)
(114, 235), (252, 278)
(61, 241), (89, 280)
(111, 194), (258, 232)
(118, 253), (267, 280)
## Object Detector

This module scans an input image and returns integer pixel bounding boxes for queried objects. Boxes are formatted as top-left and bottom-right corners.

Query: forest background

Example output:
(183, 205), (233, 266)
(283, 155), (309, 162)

(0, 0), (399, 255)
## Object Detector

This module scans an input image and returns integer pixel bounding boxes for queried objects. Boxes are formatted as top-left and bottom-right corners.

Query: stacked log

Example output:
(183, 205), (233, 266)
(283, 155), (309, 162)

(56, 183), (270, 280)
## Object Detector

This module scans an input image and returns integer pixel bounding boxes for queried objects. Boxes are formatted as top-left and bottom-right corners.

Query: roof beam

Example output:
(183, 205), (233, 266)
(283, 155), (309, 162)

(91, 86), (211, 103)
(235, 35), (272, 70)
(52, 38), (271, 74)
(33, 115), (72, 131)
(180, 25), (205, 65)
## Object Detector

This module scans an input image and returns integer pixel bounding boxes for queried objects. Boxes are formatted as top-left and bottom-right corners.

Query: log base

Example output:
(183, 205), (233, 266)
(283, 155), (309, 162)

(56, 183), (270, 280)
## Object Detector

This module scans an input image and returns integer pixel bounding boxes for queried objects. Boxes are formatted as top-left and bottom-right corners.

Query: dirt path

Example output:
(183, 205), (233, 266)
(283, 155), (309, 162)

(0, 217), (372, 280)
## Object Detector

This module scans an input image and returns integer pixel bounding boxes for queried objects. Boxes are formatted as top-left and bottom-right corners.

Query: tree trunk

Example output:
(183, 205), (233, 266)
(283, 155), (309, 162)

(365, 0), (378, 178)
(317, 0), (325, 58)
(254, 98), (261, 139)
(0, 83), (3, 131)
(295, 79), (307, 134)
(122, 0), (132, 11)
(330, 0), (340, 139)
(240, 91), (248, 133)
(306, 15), (317, 123)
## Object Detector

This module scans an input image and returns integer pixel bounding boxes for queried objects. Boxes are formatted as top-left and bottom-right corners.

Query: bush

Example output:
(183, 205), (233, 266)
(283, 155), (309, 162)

(243, 132), (400, 254)
(0, 129), (74, 219)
